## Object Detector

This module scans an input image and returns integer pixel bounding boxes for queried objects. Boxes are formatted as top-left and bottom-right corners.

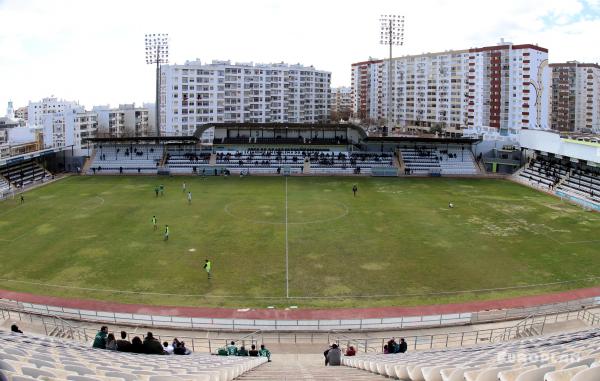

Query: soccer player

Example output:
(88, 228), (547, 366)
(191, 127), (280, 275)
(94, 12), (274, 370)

(154, 187), (159, 197)
(20, 195), (24, 204)
(204, 259), (212, 279)
(160, 184), (165, 196)
(164, 225), (169, 241)
(352, 184), (358, 197)
(448, 202), (454, 209)
(152, 216), (157, 230)
(182, 182), (186, 193)
(187, 191), (192, 205)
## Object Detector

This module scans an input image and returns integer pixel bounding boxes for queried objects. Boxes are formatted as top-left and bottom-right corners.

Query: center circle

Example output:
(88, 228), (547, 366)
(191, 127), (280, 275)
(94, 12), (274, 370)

(224, 200), (348, 225)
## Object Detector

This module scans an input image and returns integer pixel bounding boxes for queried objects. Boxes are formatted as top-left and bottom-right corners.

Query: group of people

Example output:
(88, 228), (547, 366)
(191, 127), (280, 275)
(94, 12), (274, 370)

(323, 344), (357, 366)
(92, 326), (191, 355)
(218, 341), (271, 361)
(384, 337), (407, 354)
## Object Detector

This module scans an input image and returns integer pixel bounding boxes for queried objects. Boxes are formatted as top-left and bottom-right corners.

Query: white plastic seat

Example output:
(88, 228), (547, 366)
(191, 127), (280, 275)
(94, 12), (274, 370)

(499, 365), (537, 381)
(515, 365), (555, 381)
(544, 365), (588, 381)
(571, 366), (600, 381)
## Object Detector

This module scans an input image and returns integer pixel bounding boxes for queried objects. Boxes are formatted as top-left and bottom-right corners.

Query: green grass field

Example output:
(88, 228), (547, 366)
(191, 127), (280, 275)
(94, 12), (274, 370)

(0, 175), (599, 309)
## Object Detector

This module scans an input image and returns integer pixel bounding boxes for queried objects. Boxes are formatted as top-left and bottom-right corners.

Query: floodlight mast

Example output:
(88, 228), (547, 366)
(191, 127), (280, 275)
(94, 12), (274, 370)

(379, 15), (405, 135)
(145, 33), (169, 137)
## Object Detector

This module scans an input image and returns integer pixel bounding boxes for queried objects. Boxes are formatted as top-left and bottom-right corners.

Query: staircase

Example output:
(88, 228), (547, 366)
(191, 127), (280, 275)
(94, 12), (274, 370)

(395, 149), (405, 175)
(303, 159), (311, 174)
(236, 354), (386, 380)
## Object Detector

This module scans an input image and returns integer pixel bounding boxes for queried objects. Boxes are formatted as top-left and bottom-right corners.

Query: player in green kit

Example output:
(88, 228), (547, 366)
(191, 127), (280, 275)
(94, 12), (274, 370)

(152, 216), (157, 230)
(164, 225), (169, 241)
(203, 259), (212, 279)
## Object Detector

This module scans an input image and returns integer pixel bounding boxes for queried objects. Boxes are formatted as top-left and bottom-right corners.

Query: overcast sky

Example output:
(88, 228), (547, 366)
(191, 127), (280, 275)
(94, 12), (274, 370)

(1, 0), (599, 112)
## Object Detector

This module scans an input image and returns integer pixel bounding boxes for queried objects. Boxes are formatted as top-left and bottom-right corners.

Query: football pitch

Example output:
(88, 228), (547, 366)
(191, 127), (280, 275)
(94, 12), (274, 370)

(0, 175), (599, 309)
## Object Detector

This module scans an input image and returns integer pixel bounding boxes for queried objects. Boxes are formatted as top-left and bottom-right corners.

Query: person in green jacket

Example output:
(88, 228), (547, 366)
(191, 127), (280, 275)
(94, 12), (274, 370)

(92, 326), (108, 349)
(259, 344), (271, 361)
(226, 341), (237, 356)
(237, 345), (248, 356)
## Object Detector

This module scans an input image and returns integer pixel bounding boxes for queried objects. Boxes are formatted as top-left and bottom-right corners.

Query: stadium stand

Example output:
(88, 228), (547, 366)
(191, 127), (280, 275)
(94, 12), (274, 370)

(557, 169), (600, 204)
(517, 156), (600, 206)
(0, 175), (10, 195)
(87, 145), (162, 174)
(0, 329), (266, 381)
(165, 146), (211, 174)
(342, 328), (600, 380)
(0, 160), (52, 188)
(400, 146), (479, 176)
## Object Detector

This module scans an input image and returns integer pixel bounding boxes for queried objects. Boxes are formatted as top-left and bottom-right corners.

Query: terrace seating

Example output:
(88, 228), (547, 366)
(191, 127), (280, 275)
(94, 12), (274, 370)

(517, 157), (600, 207)
(0, 176), (10, 196)
(87, 145), (163, 175)
(342, 328), (600, 381)
(0, 161), (52, 188)
(401, 146), (478, 176)
(557, 170), (600, 205)
(518, 159), (568, 190)
(165, 146), (211, 174)
(0, 329), (266, 381)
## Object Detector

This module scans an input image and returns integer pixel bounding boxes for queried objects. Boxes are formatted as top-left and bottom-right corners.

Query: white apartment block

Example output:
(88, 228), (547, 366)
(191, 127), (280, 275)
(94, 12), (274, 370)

(28, 98), (97, 149)
(161, 59), (331, 141)
(93, 104), (151, 137)
(28, 97), (80, 128)
(41, 107), (97, 149)
(550, 62), (600, 133)
(330, 87), (353, 114)
(352, 41), (550, 136)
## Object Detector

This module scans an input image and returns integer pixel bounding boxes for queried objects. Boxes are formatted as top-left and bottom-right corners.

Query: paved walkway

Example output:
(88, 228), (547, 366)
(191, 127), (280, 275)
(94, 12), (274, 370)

(1, 286), (599, 320)
(236, 354), (385, 380)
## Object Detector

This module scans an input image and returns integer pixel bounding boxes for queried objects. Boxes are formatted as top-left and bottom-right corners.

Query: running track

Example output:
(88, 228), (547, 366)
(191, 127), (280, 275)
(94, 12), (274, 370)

(1, 287), (599, 320)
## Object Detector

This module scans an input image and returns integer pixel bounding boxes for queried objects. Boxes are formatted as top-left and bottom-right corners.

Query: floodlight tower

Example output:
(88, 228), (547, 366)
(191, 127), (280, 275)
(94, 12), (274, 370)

(145, 33), (169, 137)
(380, 15), (405, 134)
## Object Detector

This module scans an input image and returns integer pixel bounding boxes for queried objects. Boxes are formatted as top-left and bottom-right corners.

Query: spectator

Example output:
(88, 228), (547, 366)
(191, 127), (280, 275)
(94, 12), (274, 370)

(92, 326), (108, 349)
(399, 338), (407, 353)
(345, 346), (356, 356)
(326, 344), (341, 366)
(259, 344), (271, 362)
(130, 336), (144, 353)
(248, 344), (259, 357)
(143, 332), (164, 355)
(10, 324), (23, 334)
(162, 341), (174, 354)
(226, 341), (238, 356)
(172, 338), (180, 349)
(174, 341), (191, 355)
(106, 333), (117, 351)
(237, 345), (248, 356)
(116, 331), (131, 352)
(324, 345), (332, 365)
(387, 338), (399, 353)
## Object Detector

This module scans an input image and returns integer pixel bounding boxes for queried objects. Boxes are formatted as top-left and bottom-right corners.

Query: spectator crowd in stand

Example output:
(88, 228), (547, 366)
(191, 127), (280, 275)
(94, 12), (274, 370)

(91, 326), (192, 355)
(218, 341), (271, 361)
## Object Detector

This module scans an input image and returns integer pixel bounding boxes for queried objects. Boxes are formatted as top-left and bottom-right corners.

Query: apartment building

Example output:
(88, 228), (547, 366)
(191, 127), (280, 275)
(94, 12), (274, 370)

(41, 107), (97, 149)
(550, 62), (600, 133)
(93, 104), (151, 137)
(161, 59), (331, 141)
(352, 41), (550, 136)
(28, 97), (97, 149)
(330, 86), (353, 114)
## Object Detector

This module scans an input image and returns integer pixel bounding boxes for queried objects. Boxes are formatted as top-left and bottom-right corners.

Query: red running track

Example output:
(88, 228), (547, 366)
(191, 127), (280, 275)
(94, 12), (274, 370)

(1, 287), (599, 320)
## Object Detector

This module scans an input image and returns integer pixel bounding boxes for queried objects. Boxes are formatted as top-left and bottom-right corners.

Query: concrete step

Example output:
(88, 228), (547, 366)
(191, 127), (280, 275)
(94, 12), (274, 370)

(236, 354), (386, 380)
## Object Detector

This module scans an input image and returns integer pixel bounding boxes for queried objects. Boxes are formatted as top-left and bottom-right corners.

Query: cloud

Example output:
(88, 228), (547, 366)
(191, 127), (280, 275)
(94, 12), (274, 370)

(0, 0), (599, 112)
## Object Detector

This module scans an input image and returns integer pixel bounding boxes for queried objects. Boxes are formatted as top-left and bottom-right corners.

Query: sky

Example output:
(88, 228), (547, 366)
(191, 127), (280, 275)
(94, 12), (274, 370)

(1, 0), (600, 112)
